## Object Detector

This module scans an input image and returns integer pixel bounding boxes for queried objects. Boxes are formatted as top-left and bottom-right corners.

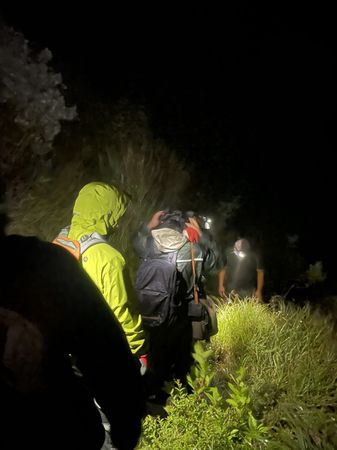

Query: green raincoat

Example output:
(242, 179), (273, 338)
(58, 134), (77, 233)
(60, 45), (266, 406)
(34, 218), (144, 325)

(68, 182), (146, 356)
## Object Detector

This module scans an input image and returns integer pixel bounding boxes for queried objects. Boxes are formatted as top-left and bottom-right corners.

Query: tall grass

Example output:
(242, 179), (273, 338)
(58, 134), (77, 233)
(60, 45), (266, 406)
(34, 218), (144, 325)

(211, 300), (337, 448)
(6, 104), (189, 273)
(137, 300), (337, 449)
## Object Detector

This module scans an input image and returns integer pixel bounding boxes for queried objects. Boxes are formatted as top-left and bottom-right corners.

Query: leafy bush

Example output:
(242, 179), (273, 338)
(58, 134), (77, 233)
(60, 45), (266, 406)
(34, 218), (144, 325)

(139, 342), (268, 449)
(0, 23), (76, 200)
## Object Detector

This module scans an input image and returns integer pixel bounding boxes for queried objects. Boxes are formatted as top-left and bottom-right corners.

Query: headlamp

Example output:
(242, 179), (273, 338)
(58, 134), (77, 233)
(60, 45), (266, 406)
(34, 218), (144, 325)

(234, 249), (246, 258)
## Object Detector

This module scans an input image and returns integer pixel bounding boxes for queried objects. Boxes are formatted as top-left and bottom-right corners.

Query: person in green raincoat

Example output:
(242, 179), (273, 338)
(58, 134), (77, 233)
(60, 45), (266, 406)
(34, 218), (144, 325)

(66, 182), (147, 360)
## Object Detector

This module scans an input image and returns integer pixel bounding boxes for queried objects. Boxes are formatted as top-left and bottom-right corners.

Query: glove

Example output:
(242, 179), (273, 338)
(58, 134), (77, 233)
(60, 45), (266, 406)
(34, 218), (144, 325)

(139, 354), (148, 376)
(185, 226), (200, 243)
(184, 217), (201, 243)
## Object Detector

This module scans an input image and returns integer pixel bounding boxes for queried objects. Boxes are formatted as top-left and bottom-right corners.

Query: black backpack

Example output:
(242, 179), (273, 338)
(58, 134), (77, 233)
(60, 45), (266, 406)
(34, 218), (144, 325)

(135, 251), (179, 328)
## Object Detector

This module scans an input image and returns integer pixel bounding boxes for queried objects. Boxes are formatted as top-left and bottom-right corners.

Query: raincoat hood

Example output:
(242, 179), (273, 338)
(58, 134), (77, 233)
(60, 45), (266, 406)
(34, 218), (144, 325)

(68, 182), (127, 240)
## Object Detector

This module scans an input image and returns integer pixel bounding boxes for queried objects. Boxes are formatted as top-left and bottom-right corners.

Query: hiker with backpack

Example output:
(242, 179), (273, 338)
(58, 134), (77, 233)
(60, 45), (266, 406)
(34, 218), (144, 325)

(0, 212), (145, 450)
(133, 210), (218, 405)
(54, 182), (148, 368)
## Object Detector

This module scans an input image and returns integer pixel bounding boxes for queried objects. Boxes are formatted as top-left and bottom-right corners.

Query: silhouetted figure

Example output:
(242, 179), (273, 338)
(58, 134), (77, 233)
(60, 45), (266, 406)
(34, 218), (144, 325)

(0, 214), (145, 450)
(218, 238), (264, 302)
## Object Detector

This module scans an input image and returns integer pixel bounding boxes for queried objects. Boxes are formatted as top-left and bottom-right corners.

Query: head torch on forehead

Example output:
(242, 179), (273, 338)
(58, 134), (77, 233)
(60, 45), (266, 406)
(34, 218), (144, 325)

(234, 238), (250, 258)
(200, 216), (212, 230)
(185, 211), (212, 230)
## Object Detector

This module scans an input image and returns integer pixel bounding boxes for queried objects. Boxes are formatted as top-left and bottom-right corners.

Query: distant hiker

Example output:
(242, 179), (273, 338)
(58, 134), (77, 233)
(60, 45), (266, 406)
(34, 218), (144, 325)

(133, 210), (218, 404)
(0, 213), (145, 450)
(54, 182), (148, 366)
(218, 237), (264, 302)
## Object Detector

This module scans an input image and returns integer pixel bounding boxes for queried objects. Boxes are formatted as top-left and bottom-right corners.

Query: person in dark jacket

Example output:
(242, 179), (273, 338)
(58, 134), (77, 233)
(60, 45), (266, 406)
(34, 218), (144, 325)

(133, 210), (217, 404)
(0, 213), (145, 450)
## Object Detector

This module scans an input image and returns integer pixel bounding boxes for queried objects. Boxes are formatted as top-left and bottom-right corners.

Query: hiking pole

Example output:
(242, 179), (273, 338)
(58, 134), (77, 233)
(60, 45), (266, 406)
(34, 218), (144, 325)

(190, 242), (199, 304)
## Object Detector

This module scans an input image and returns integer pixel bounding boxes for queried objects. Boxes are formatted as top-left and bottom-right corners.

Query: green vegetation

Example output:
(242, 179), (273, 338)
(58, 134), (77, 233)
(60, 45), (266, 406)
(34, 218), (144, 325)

(139, 301), (337, 449)
(139, 342), (268, 450)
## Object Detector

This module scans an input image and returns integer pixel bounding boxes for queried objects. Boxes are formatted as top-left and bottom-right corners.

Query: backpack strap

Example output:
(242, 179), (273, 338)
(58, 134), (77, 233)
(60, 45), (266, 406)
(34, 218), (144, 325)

(79, 232), (107, 254)
(167, 250), (178, 266)
(53, 235), (81, 260)
(53, 228), (106, 260)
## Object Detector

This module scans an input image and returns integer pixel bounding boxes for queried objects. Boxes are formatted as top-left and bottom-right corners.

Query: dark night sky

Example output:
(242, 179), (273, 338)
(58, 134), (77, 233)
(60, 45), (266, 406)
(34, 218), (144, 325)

(1, 5), (336, 276)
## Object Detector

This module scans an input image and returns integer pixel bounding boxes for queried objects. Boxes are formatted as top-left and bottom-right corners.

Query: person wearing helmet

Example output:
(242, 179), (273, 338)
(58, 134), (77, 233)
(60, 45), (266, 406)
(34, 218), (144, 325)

(66, 182), (147, 358)
(218, 237), (264, 301)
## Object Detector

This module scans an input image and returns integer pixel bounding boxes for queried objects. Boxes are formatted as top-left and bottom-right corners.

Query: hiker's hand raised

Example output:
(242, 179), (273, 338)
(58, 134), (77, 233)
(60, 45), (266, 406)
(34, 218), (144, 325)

(147, 211), (165, 230)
